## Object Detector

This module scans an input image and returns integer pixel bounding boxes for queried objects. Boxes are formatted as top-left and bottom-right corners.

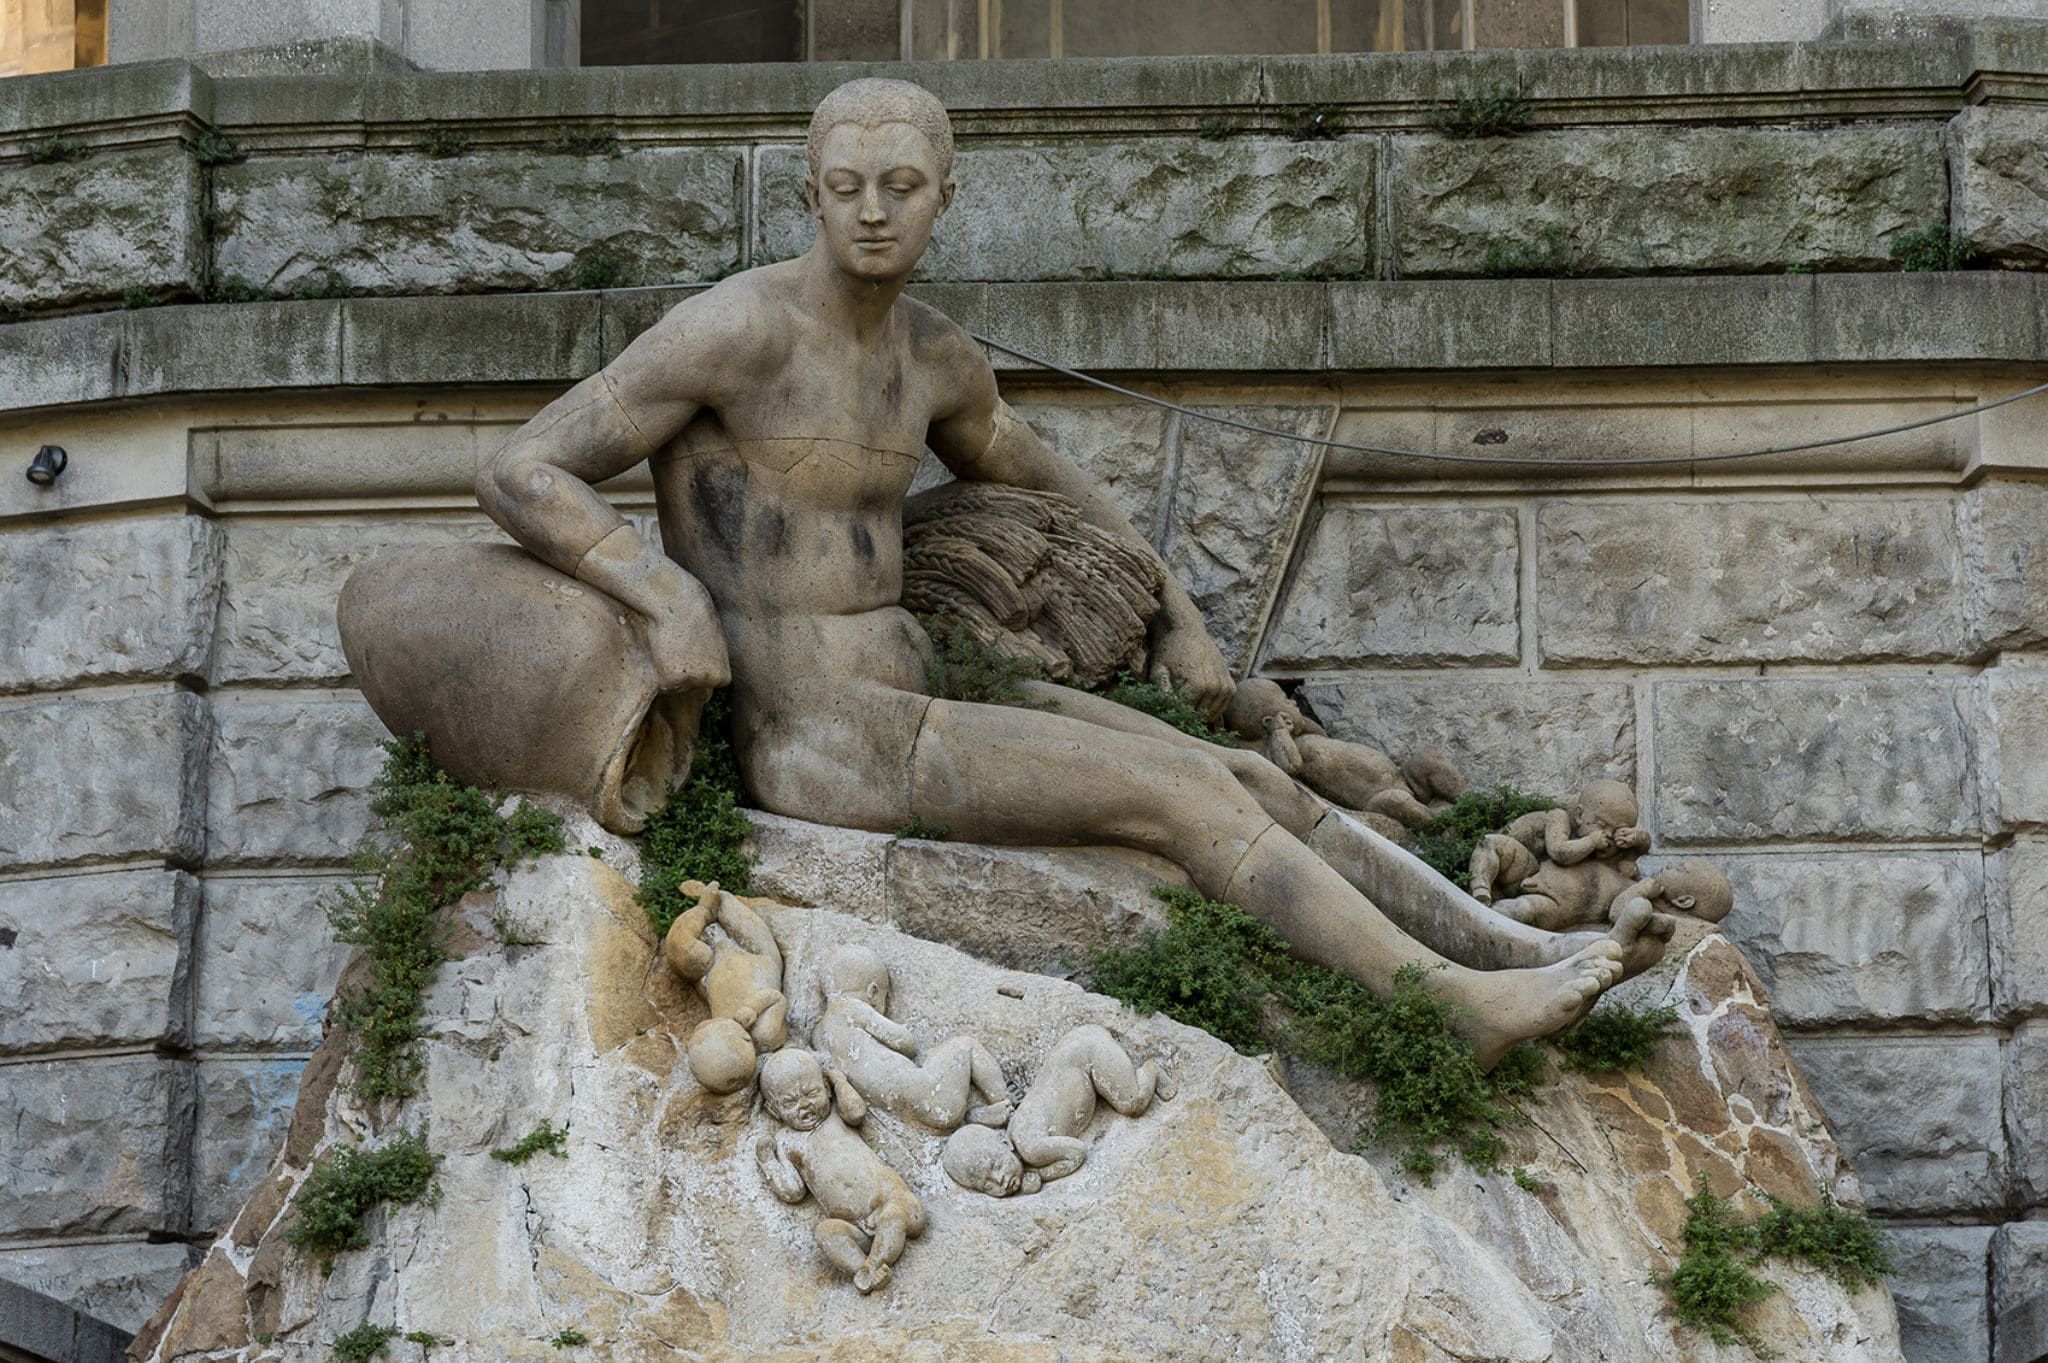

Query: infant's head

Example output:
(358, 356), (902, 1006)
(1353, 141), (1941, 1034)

(1572, 779), (1640, 835)
(820, 944), (891, 1012)
(759, 1049), (832, 1130)
(1655, 859), (1734, 923)
(687, 1018), (757, 1095)
(942, 1124), (1028, 1197)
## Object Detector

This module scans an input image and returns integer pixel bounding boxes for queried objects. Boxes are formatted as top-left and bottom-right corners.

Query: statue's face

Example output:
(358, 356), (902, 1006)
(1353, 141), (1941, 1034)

(764, 1058), (831, 1130)
(807, 121), (953, 283)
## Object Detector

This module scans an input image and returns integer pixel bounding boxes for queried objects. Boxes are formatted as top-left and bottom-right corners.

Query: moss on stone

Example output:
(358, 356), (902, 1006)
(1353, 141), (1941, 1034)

(286, 1129), (439, 1270)
(490, 1120), (570, 1165)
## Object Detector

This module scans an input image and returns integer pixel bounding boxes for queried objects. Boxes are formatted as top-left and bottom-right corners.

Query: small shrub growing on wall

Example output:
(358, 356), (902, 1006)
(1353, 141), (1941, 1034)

(637, 691), (755, 937)
(1889, 222), (1977, 271)
(1432, 80), (1533, 139)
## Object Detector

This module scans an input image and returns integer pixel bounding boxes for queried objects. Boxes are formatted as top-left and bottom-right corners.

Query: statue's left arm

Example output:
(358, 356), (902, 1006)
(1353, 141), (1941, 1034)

(926, 340), (1234, 716)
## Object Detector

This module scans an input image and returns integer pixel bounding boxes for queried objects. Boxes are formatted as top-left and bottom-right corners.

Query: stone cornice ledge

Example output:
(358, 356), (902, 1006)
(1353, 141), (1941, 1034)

(1, 276), (2042, 418)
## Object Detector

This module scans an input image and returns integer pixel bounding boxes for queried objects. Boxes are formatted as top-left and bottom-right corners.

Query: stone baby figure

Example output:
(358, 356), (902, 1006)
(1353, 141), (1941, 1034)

(942, 1023), (1172, 1197)
(661, 881), (789, 1094)
(1467, 779), (1650, 908)
(1490, 856), (1733, 934)
(1222, 678), (1464, 831)
(814, 944), (1012, 1129)
(756, 1048), (926, 1293)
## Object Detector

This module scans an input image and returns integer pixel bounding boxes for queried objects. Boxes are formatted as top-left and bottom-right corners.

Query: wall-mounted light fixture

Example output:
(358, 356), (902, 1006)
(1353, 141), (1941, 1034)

(26, 445), (67, 487)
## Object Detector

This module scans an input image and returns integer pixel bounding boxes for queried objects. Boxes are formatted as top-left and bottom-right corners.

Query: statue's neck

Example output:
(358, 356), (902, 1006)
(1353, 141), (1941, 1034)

(800, 245), (907, 342)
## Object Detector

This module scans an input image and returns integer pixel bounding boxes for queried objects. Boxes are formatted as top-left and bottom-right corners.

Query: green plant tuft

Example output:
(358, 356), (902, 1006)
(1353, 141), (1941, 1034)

(421, 126), (472, 159)
(1433, 79), (1533, 139)
(1092, 886), (1291, 1055)
(188, 130), (245, 165)
(326, 735), (563, 1101)
(28, 135), (91, 164)
(1478, 226), (1574, 279)
(1752, 1191), (1894, 1291)
(1096, 671), (1238, 746)
(209, 272), (269, 303)
(1557, 1001), (1680, 1071)
(331, 1323), (401, 1361)
(290, 270), (351, 301)
(550, 1328), (591, 1348)
(637, 691), (755, 938)
(1407, 786), (1559, 883)
(1280, 103), (1338, 140)
(544, 125), (623, 158)
(571, 250), (625, 290)
(121, 285), (157, 310)
(491, 1120), (570, 1165)
(1890, 222), (1977, 272)
(286, 1129), (439, 1270)
(893, 817), (950, 841)
(403, 1331), (444, 1350)
(1512, 1166), (1542, 1192)
(918, 613), (1043, 707)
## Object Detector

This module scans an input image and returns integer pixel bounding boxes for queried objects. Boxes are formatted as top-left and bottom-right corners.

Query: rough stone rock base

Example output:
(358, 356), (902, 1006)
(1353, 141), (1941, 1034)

(131, 845), (1903, 1362)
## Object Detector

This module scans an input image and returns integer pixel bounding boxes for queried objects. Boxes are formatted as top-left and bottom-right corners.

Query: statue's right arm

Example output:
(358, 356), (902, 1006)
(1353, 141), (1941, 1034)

(475, 292), (756, 691)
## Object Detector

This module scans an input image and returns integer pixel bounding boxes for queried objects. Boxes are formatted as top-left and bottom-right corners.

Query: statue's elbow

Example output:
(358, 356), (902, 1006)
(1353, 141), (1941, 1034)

(475, 449), (534, 528)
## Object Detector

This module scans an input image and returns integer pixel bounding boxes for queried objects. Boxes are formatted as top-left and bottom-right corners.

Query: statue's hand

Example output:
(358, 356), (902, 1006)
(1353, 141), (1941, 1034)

(643, 568), (732, 693)
(1147, 613), (1233, 719)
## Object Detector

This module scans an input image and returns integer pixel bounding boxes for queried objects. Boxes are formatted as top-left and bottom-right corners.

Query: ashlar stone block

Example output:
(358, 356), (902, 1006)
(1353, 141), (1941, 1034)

(1295, 676), (1634, 798)
(1006, 399), (1171, 543)
(0, 1240), (196, 1335)
(0, 870), (198, 1055)
(205, 694), (389, 867)
(0, 516), (224, 693)
(1653, 678), (1978, 843)
(1991, 837), (2048, 1019)
(2008, 1021), (2048, 1208)
(0, 1057), (195, 1240)
(1536, 496), (1968, 665)
(756, 138), (1376, 281)
(212, 516), (505, 684)
(1984, 666), (2048, 832)
(1949, 105), (2048, 267)
(0, 148), (204, 311)
(1263, 503), (1519, 669)
(1715, 851), (1989, 1027)
(1164, 404), (1329, 670)
(0, 690), (209, 873)
(193, 1057), (306, 1234)
(193, 876), (353, 1049)
(1789, 1034), (2006, 1216)
(1965, 481), (2048, 653)
(1993, 1221), (2048, 1363)
(1395, 124), (1946, 277)
(213, 147), (744, 297)
(1886, 1226), (1993, 1363)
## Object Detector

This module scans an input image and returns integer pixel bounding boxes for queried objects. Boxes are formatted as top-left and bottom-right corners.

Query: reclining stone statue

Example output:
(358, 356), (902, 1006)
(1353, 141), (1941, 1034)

(660, 881), (789, 1093)
(337, 75), (1648, 1068)
(755, 1048), (925, 1292)
(814, 944), (1013, 1129)
(942, 1023), (1172, 1197)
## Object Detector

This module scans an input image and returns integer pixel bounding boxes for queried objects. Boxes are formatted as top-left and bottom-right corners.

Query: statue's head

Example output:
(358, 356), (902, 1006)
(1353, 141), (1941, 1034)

(820, 943), (891, 1012)
(804, 77), (956, 284)
(1571, 779), (1639, 836)
(760, 1048), (831, 1130)
(687, 1018), (757, 1095)
(942, 1124), (1026, 1197)
(1656, 859), (1733, 923)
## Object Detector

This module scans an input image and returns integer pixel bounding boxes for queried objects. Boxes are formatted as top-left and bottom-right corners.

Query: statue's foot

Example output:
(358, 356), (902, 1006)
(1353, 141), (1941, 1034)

(969, 1100), (1013, 1128)
(1607, 896), (1677, 981)
(1145, 1060), (1177, 1103)
(1470, 884), (1495, 907)
(1366, 787), (1436, 830)
(1444, 942), (1623, 1070)
(853, 1261), (892, 1294)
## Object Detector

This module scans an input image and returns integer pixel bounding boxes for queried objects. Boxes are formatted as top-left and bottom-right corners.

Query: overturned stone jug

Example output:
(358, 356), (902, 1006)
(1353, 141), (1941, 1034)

(337, 544), (706, 833)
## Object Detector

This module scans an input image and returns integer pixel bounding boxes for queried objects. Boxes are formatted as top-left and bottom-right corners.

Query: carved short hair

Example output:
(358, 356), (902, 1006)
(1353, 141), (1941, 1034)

(806, 77), (955, 179)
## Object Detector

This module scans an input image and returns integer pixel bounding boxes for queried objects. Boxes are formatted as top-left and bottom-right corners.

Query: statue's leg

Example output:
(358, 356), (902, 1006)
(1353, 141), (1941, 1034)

(903, 694), (1623, 1067)
(814, 1219), (868, 1278)
(1078, 1031), (1158, 1117)
(904, 1037), (1010, 1129)
(1012, 1133), (1088, 1184)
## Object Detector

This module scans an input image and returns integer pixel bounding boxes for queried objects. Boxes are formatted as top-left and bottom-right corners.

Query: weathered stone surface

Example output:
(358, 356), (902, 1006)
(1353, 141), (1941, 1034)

(1263, 503), (1520, 669)
(137, 853), (1901, 1363)
(204, 694), (388, 867)
(1008, 399), (1171, 542)
(745, 812), (892, 917)
(1966, 481), (2048, 653)
(0, 870), (197, 1055)
(212, 517), (505, 684)
(1886, 1227), (1993, 1363)
(0, 1240), (196, 1335)
(1653, 679), (1979, 843)
(0, 690), (209, 873)
(212, 148), (743, 297)
(1993, 1222), (2048, 1363)
(0, 1057), (193, 1240)
(1713, 852), (1990, 1027)
(757, 139), (1377, 280)
(1949, 106), (2048, 266)
(193, 877), (352, 1049)
(1989, 838), (2048, 1019)
(1984, 667), (2048, 832)
(1536, 497), (1968, 665)
(0, 148), (204, 311)
(193, 1058), (306, 1235)
(1395, 125), (1946, 277)
(0, 516), (223, 694)
(1789, 1035), (2007, 1215)
(1164, 404), (1328, 669)
(1297, 675), (1636, 796)
(2007, 1021), (2048, 1207)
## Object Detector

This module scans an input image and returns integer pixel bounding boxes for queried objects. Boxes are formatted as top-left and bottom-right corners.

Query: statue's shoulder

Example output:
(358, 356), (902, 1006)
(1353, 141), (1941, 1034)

(897, 292), (982, 372)
(635, 265), (797, 375)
